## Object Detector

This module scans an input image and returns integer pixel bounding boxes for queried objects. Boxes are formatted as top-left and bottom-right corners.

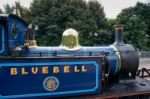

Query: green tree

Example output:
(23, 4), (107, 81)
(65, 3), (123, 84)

(28, 0), (109, 46)
(4, 4), (14, 14)
(117, 2), (150, 50)
(124, 16), (148, 50)
(3, 3), (29, 21)
(107, 19), (118, 44)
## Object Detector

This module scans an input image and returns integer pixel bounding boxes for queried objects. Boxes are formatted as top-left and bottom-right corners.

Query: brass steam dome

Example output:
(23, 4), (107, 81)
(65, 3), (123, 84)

(60, 28), (81, 51)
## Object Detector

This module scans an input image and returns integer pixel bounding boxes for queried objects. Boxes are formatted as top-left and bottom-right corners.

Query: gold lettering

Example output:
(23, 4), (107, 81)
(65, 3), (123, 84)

(42, 67), (49, 74)
(64, 66), (70, 73)
(53, 67), (59, 73)
(82, 65), (87, 72)
(74, 66), (80, 72)
(11, 68), (17, 76)
(22, 68), (28, 75)
(10, 65), (88, 76)
(31, 67), (38, 74)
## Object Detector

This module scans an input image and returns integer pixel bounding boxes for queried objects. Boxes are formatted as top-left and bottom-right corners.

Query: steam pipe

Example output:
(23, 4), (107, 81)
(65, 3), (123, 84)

(114, 24), (125, 46)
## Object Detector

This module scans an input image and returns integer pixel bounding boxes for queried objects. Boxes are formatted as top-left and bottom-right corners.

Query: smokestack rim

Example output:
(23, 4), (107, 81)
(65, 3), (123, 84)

(113, 24), (125, 30)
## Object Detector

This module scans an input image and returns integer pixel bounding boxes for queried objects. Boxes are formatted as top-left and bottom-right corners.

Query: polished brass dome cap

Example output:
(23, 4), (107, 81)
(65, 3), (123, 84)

(60, 28), (81, 51)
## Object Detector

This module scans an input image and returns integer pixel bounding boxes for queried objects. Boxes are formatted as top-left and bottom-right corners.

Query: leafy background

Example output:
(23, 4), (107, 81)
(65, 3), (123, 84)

(0, 0), (150, 50)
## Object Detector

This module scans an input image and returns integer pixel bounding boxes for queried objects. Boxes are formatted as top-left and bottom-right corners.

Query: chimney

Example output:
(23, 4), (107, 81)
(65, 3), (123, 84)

(113, 24), (125, 46)
(15, 2), (21, 17)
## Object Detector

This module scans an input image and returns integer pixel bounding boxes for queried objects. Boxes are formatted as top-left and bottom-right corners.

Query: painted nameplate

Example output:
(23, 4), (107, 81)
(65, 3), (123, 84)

(0, 57), (101, 98)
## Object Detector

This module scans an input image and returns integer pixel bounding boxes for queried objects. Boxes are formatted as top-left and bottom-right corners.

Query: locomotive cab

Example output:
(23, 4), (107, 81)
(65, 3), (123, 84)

(0, 24), (5, 54)
(0, 14), (27, 56)
(0, 14), (8, 55)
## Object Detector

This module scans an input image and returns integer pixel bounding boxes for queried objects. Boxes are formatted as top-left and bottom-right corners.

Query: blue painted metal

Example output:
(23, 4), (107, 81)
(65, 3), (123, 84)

(8, 15), (27, 49)
(0, 14), (27, 56)
(0, 25), (5, 54)
(0, 57), (101, 98)
(24, 46), (120, 75)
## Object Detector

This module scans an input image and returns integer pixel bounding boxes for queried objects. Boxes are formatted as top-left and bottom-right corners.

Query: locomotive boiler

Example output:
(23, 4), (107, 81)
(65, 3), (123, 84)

(0, 14), (143, 99)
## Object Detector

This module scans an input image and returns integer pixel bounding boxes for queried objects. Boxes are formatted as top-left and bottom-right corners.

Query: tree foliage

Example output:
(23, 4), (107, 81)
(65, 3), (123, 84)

(3, 3), (29, 20)
(107, 19), (118, 44)
(117, 2), (150, 50)
(28, 0), (109, 46)
(1, 1), (150, 50)
(3, 4), (14, 14)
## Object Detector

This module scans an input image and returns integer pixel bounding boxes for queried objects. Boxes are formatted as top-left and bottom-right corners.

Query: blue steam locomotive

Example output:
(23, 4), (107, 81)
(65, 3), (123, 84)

(0, 14), (141, 98)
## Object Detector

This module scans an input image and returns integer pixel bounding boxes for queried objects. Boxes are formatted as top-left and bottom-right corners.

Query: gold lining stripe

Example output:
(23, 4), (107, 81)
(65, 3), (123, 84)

(110, 45), (121, 74)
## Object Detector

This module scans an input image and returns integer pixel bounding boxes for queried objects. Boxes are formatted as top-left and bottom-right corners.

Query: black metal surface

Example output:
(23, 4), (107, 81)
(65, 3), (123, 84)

(62, 77), (150, 99)
(114, 24), (125, 46)
(113, 24), (139, 79)
(99, 77), (150, 97)
(115, 44), (139, 79)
